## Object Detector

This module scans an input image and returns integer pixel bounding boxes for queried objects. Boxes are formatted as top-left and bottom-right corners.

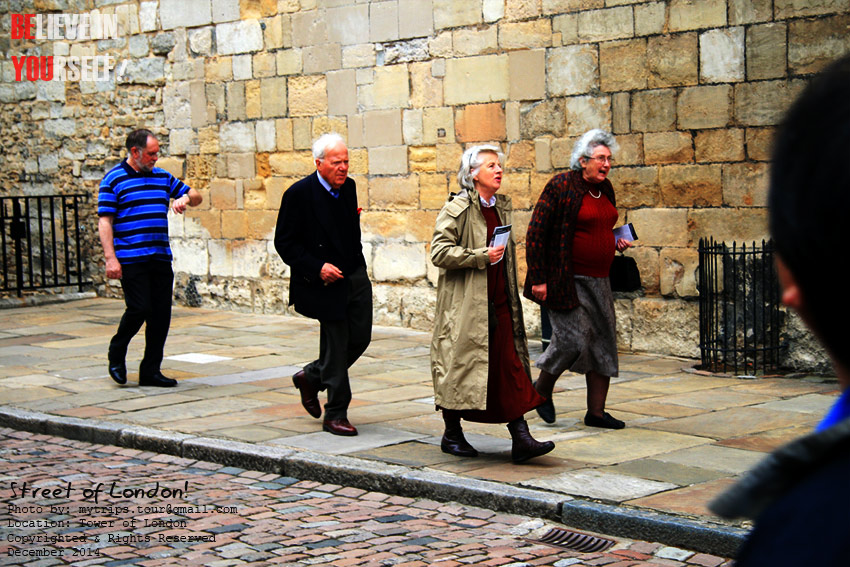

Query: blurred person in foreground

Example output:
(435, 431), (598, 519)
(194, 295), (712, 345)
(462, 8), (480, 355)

(524, 129), (631, 427)
(430, 145), (554, 463)
(709, 54), (850, 566)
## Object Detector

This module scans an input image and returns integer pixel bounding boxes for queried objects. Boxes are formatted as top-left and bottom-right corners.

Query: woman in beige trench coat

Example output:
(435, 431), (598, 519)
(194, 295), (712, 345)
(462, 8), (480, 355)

(430, 145), (555, 463)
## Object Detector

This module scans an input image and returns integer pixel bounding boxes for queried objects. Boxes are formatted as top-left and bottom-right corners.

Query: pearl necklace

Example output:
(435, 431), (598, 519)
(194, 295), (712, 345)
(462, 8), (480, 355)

(588, 188), (601, 199)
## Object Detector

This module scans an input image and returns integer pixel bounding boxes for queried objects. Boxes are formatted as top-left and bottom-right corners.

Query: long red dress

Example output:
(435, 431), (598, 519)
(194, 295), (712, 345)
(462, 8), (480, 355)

(448, 206), (546, 423)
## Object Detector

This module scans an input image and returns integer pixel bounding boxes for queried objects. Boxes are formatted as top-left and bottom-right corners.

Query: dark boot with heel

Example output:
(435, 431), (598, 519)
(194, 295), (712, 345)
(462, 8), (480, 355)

(507, 418), (554, 463)
(441, 411), (478, 457)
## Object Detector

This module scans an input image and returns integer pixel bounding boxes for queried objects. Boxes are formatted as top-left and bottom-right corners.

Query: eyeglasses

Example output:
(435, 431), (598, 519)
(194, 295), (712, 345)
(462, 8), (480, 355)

(587, 155), (615, 164)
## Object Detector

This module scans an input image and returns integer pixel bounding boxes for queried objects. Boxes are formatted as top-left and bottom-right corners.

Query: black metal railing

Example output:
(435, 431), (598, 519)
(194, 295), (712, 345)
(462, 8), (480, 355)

(0, 194), (92, 297)
(698, 238), (784, 374)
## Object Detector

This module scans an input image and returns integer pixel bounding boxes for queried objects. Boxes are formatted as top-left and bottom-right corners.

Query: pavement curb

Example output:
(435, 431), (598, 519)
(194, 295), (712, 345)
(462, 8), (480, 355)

(0, 405), (747, 557)
(0, 291), (97, 310)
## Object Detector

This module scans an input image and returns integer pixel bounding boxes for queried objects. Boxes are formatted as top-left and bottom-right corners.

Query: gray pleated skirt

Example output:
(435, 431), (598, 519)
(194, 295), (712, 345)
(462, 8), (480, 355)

(536, 275), (619, 377)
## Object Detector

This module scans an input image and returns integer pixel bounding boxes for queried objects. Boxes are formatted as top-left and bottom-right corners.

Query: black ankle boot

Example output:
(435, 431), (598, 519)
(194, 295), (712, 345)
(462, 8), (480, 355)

(507, 418), (554, 463)
(441, 412), (478, 457)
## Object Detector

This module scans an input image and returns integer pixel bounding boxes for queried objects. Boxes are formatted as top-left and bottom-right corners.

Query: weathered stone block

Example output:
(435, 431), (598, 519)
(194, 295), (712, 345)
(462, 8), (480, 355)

(364, 109), (403, 147)
(409, 61), (443, 108)
(370, 1), (399, 43)
(343, 44), (376, 68)
(543, 0), (605, 15)
(276, 49), (302, 75)
(409, 146), (436, 173)
(268, 151), (314, 176)
(327, 4), (369, 45)
(627, 208), (689, 248)
(505, 0), (541, 19)
(521, 100), (565, 139)
(291, 10), (327, 48)
(160, 0), (212, 30)
(252, 52), (276, 78)
(506, 102), (521, 141)
(695, 129), (745, 163)
(369, 146), (408, 175)
(445, 55), (509, 105)
(729, 0), (772, 24)
(746, 23), (787, 80)
(745, 127), (775, 162)
(677, 85), (732, 130)
(403, 109), (424, 145)
(660, 247), (699, 298)
(302, 44), (342, 74)
(255, 120), (276, 153)
(507, 50), (545, 102)
(172, 238), (209, 275)
(360, 64), (410, 110)
(609, 166), (659, 208)
(775, 0), (850, 18)
(455, 103), (507, 142)
(499, 19), (552, 50)
(635, 1), (665, 36)
(420, 173), (450, 209)
(210, 179), (237, 210)
(326, 69), (357, 116)
(631, 297), (700, 358)
(549, 137), (573, 170)
(600, 39), (647, 92)
(287, 75), (327, 117)
(245, 80), (261, 119)
(552, 13), (578, 45)
(434, 0), (481, 29)
(613, 133), (643, 167)
(669, 0), (726, 32)
(216, 20), (263, 55)
(723, 162), (768, 207)
(700, 27), (745, 83)
(624, 245), (659, 295)
(688, 208), (769, 245)
(436, 143), (464, 172)
(788, 14), (850, 75)
(659, 164), (722, 207)
(734, 80), (805, 127)
(373, 242), (427, 281)
(578, 7), (633, 42)
(506, 140), (534, 170)
(453, 26), (498, 57)
(369, 175), (420, 208)
(630, 89), (676, 132)
(227, 154), (255, 179)
(612, 92), (630, 134)
(206, 56), (233, 82)
(547, 45), (597, 97)
(565, 96), (611, 137)
(261, 77), (288, 118)
(501, 172), (532, 209)
(535, 138), (552, 172)
(400, 0), (435, 39)
(220, 122), (255, 152)
(226, 82), (246, 121)
(647, 33), (698, 88)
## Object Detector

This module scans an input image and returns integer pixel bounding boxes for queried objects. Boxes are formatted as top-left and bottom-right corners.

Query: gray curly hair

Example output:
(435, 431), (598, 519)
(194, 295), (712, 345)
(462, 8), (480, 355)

(570, 129), (619, 171)
(457, 145), (505, 191)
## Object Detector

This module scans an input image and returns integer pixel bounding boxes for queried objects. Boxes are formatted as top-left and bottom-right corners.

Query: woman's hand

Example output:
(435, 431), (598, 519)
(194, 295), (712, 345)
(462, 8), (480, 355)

(531, 283), (547, 302)
(615, 238), (632, 252)
(487, 245), (505, 264)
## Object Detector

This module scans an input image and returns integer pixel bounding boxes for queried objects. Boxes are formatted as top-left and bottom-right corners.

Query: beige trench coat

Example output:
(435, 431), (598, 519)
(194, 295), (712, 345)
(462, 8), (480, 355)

(429, 188), (532, 410)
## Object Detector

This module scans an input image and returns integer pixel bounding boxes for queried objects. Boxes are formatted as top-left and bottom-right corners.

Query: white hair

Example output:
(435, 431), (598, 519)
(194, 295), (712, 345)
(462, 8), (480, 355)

(457, 145), (505, 191)
(312, 132), (346, 161)
(570, 129), (619, 170)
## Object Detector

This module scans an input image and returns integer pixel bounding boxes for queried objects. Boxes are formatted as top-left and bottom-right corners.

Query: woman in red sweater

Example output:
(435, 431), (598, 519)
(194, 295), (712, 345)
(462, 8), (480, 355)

(524, 129), (632, 428)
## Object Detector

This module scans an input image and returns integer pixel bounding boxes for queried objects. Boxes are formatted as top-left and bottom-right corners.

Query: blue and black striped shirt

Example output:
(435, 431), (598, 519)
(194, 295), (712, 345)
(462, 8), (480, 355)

(97, 160), (190, 264)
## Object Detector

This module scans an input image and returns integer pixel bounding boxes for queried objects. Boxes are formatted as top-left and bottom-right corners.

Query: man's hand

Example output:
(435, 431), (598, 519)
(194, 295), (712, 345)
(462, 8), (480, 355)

(171, 194), (190, 214)
(487, 245), (505, 264)
(320, 263), (344, 284)
(532, 283), (547, 302)
(105, 257), (122, 280)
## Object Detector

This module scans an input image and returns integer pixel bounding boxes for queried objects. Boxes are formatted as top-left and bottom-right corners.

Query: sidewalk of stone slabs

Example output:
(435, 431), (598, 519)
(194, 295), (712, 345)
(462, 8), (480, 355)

(0, 297), (840, 557)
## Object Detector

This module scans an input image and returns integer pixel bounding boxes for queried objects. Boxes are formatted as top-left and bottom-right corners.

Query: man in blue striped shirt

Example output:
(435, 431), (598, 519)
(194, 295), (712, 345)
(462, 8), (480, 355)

(97, 129), (202, 387)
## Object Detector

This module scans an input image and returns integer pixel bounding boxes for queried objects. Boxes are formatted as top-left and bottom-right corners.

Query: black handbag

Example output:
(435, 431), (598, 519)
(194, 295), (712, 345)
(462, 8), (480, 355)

(609, 255), (641, 292)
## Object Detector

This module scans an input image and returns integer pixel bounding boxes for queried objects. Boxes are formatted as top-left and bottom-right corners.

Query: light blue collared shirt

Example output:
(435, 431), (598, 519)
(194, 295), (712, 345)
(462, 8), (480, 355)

(317, 171), (339, 198)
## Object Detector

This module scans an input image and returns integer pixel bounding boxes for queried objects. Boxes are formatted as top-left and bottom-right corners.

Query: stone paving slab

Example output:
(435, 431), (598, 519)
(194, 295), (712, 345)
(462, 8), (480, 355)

(0, 298), (839, 556)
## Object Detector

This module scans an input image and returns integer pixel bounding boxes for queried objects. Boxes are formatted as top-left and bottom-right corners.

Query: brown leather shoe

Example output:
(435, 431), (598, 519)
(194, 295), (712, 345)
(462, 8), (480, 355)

(322, 418), (358, 436)
(293, 370), (321, 418)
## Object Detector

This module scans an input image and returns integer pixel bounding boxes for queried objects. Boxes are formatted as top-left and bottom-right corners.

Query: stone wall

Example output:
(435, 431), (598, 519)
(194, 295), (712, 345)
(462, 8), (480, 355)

(3, 0), (848, 371)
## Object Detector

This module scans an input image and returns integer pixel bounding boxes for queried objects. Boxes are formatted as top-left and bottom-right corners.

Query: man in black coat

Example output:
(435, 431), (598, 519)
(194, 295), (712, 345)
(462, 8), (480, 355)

(274, 133), (372, 436)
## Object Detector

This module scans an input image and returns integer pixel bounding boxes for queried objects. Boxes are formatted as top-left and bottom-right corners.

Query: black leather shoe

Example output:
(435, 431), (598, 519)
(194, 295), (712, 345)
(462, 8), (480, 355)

(108, 362), (127, 385)
(139, 372), (177, 387)
(507, 419), (555, 463)
(584, 411), (625, 429)
(323, 418), (358, 436)
(293, 370), (322, 418)
(533, 381), (556, 424)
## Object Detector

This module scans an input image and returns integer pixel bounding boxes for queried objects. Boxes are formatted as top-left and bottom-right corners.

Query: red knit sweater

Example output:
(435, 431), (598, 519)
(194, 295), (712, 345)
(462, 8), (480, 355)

(572, 192), (617, 277)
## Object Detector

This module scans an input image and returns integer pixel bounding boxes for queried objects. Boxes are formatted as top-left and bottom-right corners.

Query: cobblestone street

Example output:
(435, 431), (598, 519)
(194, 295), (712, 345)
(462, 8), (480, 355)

(1, 430), (731, 566)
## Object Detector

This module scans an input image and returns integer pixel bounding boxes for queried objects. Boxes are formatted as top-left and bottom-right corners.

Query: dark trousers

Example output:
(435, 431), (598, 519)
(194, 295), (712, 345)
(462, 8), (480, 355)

(108, 260), (174, 377)
(304, 266), (372, 420)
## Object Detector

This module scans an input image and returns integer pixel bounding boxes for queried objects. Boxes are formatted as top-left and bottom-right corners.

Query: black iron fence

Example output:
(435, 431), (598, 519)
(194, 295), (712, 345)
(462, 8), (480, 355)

(0, 194), (92, 297)
(697, 238), (785, 374)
